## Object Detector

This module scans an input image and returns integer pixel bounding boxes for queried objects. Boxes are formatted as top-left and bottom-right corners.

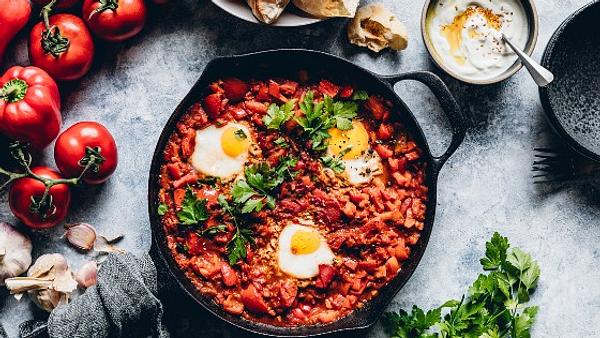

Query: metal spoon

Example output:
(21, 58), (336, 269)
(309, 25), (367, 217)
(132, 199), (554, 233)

(501, 33), (554, 87)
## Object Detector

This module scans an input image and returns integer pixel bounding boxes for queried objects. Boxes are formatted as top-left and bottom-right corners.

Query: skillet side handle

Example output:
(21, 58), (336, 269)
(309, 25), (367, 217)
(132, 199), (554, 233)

(380, 71), (467, 171)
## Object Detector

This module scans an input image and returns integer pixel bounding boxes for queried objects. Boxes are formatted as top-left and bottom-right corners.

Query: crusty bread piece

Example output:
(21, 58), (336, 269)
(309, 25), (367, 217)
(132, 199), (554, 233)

(347, 3), (408, 52)
(292, 0), (359, 18)
(247, 0), (291, 24)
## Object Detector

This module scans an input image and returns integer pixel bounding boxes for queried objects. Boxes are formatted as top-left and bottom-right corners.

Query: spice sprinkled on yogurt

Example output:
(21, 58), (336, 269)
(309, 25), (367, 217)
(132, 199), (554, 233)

(427, 0), (529, 81)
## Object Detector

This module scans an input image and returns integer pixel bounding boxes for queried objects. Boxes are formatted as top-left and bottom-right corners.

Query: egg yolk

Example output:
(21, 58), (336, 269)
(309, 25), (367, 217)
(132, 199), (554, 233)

(328, 121), (369, 160)
(221, 127), (249, 158)
(291, 229), (321, 255)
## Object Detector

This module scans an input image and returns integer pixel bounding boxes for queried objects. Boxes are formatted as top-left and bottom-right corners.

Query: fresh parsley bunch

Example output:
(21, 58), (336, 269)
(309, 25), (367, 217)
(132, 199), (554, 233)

(383, 232), (540, 338)
(295, 90), (358, 152)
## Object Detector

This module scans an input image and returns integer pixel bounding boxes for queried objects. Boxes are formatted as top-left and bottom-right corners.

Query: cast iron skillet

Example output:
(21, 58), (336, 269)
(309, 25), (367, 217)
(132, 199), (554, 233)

(539, 1), (600, 162)
(148, 49), (467, 337)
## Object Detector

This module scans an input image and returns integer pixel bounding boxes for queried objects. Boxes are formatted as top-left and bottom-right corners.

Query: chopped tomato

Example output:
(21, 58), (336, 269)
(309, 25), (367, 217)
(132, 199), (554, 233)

(221, 262), (238, 287)
(166, 163), (183, 179)
(222, 78), (249, 102)
(268, 80), (280, 98)
(318, 80), (340, 97)
(315, 264), (336, 289)
(364, 96), (388, 120)
(279, 81), (298, 96)
(374, 144), (394, 159)
(279, 279), (298, 308)
(196, 188), (218, 207)
(339, 85), (354, 98)
(203, 93), (223, 119)
(190, 252), (222, 278)
(244, 100), (268, 114)
(241, 284), (269, 314)
(173, 172), (198, 189)
(377, 123), (394, 140)
(173, 188), (186, 207)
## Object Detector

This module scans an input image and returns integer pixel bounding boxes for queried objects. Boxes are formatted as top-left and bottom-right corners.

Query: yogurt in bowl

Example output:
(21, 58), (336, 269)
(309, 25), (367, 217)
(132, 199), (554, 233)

(424, 0), (533, 83)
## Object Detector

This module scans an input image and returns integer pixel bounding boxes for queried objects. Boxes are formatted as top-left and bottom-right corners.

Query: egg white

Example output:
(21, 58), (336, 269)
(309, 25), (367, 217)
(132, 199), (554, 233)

(277, 223), (335, 279)
(342, 149), (383, 185)
(190, 123), (251, 179)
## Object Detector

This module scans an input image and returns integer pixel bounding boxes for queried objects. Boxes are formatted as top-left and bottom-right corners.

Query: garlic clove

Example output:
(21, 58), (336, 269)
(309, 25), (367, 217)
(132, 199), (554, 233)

(64, 223), (97, 251)
(75, 260), (98, 288)
(0, 222), (33, 285)
(4, 277), (54, 294)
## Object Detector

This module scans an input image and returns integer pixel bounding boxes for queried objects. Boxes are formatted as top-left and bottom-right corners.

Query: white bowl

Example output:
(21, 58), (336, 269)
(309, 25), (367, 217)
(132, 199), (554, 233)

(212, 0), (324, 27)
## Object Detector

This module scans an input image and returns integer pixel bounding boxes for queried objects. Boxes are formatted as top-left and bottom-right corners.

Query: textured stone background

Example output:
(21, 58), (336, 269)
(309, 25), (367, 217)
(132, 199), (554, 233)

(1, 0), (599, 337)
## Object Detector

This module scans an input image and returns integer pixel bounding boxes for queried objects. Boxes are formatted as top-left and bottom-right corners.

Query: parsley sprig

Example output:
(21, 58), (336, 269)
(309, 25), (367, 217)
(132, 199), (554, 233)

(220, 157), (298, 264)
(295, 91), (358, 152)
(218, 195), (255, 265)
(231, 157), (298, 213)
(383, 232), (540, 338)
(263, 100), (296, 129)
(320, 147), (351, 173)
(177, 188), (209, 226)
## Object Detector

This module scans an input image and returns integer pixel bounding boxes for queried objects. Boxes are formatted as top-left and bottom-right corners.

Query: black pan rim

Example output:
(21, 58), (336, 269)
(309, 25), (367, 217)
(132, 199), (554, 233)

(147, 49), (458, 337)
(539, 1), (600, 162)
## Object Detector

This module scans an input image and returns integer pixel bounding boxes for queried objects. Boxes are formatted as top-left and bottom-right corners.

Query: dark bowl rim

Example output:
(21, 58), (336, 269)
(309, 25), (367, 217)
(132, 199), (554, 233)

(147, 49), (453, 337)
(538, 0), (600, 162)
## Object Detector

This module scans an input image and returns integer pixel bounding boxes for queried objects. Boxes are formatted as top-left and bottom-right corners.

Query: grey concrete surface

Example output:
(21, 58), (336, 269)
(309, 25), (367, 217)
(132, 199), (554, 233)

(1, 0), (599, 337)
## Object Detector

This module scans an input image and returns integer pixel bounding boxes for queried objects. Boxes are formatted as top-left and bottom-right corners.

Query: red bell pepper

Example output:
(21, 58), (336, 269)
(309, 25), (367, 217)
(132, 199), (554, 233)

(0, 66), (62, 149)
(0, 0), (32, 64)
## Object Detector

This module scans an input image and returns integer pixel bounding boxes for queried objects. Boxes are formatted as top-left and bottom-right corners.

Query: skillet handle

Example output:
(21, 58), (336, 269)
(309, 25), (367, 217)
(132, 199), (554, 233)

(379, 71), (467, 171)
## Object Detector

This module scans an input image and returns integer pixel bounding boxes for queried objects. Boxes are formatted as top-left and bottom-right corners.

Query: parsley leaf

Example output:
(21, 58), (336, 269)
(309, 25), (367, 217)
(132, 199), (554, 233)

(157, 203), (168, 216)
(274, 137), (289, 148)
(176, 188), (209, 226)
(263, 100), (296, 129)
(383, 232), (541, 338)
(234, 129), (247, 140)
(217, 195), (255, 265)
(295, 90), (358, 152)
(352, 90), (369, 100)
(198, 224), (227, 237)
(480, 232), (510, 270)
(320, 147), (351, 174)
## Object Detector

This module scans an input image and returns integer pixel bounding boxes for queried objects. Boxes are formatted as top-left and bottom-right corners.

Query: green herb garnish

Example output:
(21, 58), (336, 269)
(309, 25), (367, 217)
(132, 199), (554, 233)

(320, 147), (352, 174)
(234, 129), (247, 140)
(274, 137), (289, 148)
(263, 100), (296, 130)
(231, 157), (297, 213)
(218, 195), (255, 265)
(383, 232), (540, 338)
(352, 90), (369, 101)
(295, 91), (358, 151)
(198, 224), (228, 237)
(176, 188), (209, 226)
(157, 203), (168, 216)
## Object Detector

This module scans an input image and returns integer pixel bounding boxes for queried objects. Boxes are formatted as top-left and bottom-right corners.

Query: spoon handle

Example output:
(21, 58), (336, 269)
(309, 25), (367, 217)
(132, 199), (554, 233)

(502, 34), (554, 87)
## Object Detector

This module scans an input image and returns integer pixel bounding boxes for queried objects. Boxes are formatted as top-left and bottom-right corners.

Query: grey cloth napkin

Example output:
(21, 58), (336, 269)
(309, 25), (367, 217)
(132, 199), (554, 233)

(1, 253), (170, 338)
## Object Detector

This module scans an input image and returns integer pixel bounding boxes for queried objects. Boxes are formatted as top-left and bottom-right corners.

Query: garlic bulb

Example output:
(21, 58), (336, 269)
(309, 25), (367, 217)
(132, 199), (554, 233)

(5, 253), (78, 312)
(0, 222), (32, 285)
(75, 260), (98, 288)
(64, 223), (97, 251)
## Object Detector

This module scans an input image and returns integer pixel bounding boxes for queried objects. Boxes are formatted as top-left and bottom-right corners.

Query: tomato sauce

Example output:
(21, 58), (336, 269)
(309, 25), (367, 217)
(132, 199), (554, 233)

(157, 75), (428, 326)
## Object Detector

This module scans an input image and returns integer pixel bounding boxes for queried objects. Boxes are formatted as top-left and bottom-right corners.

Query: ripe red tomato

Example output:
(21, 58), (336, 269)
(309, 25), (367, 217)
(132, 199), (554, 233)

(32, 0), (80, 9)
(9, 167), (71, 229)
(54, 121), (118, 184)
(29, 14), (95, 81)
(83, 0), (147, 42)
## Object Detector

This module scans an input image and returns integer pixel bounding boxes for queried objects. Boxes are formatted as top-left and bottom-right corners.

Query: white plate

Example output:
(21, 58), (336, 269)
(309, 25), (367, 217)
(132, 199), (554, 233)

(211, 0), (324, 27)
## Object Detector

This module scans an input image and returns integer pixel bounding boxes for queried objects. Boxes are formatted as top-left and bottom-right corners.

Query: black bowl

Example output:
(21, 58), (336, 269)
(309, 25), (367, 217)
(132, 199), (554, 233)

(148, 49), (467, 337)
(540, 1), (600, 162)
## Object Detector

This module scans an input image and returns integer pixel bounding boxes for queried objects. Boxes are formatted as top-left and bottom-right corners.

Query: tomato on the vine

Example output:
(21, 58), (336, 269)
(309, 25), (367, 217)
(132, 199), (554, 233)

(29, 14), (95, 81)
(83, 0), (147, 42)
(54, 121), (118, 184)
(9, 166), (71, 229)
